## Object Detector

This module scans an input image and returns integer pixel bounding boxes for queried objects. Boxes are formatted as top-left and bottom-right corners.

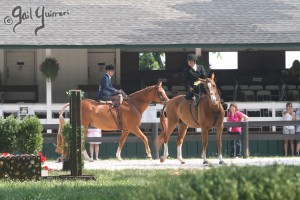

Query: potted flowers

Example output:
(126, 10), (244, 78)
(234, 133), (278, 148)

(38, 152), (49, 176)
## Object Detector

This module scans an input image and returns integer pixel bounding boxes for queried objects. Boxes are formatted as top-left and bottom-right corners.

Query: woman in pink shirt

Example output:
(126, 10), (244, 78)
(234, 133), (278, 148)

(227, 103), (249, 158)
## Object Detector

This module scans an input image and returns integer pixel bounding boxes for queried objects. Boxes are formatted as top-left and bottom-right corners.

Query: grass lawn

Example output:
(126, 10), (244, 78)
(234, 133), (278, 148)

(0, 169), (177, 200)
(1, 164), (300, 200)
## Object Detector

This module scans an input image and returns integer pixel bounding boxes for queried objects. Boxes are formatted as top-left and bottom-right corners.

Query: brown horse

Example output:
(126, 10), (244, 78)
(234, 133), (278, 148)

(56, 82), (169, 161)
(156, 73), (225, 164)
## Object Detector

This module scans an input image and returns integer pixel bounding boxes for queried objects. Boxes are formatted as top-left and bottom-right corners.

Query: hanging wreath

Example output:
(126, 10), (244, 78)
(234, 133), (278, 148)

(40, 57), (60, 81)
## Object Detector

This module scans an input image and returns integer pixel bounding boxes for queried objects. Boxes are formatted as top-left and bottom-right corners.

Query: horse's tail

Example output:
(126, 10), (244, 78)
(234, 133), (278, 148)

(155, 102), (169, 150)
(55, 103), (70, 157)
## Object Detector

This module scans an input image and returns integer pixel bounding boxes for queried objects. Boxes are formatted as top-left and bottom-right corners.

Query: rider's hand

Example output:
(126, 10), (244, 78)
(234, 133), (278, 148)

(115, 90), (121, 94)
(189, 88), (194, 92)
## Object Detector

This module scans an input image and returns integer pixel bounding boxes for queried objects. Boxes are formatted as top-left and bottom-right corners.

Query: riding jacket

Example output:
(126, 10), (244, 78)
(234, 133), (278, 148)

(97, 73), (118, 100)
(183, 65), (207, 99)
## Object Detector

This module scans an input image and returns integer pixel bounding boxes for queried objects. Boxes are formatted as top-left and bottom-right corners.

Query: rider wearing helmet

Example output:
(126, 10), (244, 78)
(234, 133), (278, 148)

(97, 64), (126, 101)
(183, 54), (208, 106)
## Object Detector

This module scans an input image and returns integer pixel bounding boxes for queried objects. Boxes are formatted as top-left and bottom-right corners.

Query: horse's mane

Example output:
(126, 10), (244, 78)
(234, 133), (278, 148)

(129, 85), (155, 97)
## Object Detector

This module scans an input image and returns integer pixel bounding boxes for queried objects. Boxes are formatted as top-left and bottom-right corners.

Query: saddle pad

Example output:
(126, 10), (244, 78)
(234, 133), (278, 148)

(99, 100), (113, 104)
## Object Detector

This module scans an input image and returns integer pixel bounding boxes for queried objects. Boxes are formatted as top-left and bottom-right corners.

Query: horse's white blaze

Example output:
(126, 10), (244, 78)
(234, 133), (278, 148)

(208, 82), (217, 102)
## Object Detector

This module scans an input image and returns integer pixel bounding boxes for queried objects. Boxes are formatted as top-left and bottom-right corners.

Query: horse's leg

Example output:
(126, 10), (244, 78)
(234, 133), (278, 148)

(160, 143), (169, 163)
(81, 124), (94, 162)
(177, 122), (188, 164)
(216, 123), (225, 165)
(116, 130), (130, 161)
(160, 120), (178, 163)
(131, 127), (152, 159)
(201, 128), (209, 164)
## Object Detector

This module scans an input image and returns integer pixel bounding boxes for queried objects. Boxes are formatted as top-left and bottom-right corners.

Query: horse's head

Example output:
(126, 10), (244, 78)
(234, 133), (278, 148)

(199, 73), (220, 105)
(153, 81), (169, 104)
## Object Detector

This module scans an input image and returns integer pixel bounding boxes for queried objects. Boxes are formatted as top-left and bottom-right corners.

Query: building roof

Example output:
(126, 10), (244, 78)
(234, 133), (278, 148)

(1, 0), (300, 49)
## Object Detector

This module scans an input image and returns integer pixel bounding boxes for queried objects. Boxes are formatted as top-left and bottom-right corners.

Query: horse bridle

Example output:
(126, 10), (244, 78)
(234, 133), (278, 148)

(153, 86), (168, 102)
(200, 78), (221, 105)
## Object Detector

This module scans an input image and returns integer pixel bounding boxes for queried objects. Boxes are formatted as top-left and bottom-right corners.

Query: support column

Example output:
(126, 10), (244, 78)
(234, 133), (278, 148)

(242, 121), (249, 158)
(151, 123), (159, 159)
(115, 48), (121, 85)
(45, 49), (52, 131)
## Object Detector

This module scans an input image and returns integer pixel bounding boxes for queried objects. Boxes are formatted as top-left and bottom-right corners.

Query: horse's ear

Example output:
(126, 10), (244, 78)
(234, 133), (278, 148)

(157, 81), (162, 87)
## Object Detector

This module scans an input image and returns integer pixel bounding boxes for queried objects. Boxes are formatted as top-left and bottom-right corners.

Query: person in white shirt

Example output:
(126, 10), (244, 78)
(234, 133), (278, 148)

(295, 105), (300, 156)
(282, 102), (296, 156)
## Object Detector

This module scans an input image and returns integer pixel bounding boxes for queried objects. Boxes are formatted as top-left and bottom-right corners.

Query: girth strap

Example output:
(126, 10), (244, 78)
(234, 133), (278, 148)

(189, 102), (199, 127)
(109, 106), (122, 130)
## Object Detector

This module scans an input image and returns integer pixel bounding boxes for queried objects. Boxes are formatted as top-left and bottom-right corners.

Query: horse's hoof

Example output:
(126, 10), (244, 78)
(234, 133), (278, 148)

(146, 156), (152, 160)
(219, 160), (225, 165)
(89, 159), (94, 162)
(116, 157), (123, 162)
(181, 161), (186, 164)
(160, 156), (166, 163)
(203, 160), (209, 165)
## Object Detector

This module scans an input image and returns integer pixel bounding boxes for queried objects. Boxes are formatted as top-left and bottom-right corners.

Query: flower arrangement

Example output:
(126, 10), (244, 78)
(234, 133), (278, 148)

(0, 152), (49, 180)
(0, 152), (14, 157)
(0, 152), (49, 177)
(38, 152), (49, 176)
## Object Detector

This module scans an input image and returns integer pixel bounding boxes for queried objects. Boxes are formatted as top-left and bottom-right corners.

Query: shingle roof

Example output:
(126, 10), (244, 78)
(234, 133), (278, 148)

(1, 0), (300, 48)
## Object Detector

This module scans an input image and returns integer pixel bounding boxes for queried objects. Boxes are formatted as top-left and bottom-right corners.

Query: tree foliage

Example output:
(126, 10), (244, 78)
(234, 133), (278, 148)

(139, 52), (166, 70)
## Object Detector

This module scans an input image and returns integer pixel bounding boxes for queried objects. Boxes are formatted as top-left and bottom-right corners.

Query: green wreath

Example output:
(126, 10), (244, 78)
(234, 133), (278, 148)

(40, 57), (60, 81)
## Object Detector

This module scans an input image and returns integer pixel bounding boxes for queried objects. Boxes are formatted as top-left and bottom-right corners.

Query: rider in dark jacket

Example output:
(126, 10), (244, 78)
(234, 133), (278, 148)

(97, 64), (126, 101)
(183, 54), (208, 105)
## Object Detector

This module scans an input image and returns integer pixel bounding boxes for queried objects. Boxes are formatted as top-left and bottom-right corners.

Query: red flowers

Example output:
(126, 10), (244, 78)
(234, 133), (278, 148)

(38, 152), (47, 163)
(0, 153), (13, 157)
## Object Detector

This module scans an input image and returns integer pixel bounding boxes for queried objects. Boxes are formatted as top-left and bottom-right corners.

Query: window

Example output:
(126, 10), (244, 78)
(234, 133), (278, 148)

(139, 52), (166, 70)
(285, 51), (300, 69)
(209, 52), (238, 70)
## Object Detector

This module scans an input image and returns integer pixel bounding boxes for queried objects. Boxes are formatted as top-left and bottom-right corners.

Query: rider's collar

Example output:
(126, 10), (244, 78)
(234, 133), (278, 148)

(192, 64), (197, 71)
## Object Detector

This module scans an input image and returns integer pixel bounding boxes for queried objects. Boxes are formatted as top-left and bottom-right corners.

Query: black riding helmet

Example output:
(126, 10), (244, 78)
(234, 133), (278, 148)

(187, 54), (198, 62)
(105, 64), (115, 71)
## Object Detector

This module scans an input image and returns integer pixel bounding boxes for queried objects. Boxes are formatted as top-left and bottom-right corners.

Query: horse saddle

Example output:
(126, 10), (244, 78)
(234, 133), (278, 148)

(99, 94), (123, 130)
(99, 94), (123, 107)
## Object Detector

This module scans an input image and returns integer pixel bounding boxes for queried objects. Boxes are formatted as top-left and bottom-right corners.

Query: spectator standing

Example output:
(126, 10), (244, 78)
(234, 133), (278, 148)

(227, 103), (249, 158)
(87, 127), (102, 160)
(296, 106), (300, 156)
(282, 102), (296, 156)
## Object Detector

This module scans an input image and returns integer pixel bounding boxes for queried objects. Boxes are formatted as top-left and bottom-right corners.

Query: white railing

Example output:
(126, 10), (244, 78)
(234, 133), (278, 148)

(0, 101), (299, 124)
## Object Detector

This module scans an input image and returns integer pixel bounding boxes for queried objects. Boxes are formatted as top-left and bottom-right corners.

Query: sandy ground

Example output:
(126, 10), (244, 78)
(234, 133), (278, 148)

(44, 157), (300, 171)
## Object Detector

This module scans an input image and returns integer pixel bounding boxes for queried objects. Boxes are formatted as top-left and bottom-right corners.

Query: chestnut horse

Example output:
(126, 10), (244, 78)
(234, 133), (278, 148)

(56, 82), (169, 161)
(156, 74), (225, 164)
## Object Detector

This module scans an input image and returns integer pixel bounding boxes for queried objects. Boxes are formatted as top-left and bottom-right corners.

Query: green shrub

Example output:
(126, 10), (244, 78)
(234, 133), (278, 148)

(128, 165), (300, 200)
(17, 115), (43, 154)
(62, 122), (71, 156)
(61, 122), (85, 156)
(40, 57), (60, 81)
(0, 115), (19, 153)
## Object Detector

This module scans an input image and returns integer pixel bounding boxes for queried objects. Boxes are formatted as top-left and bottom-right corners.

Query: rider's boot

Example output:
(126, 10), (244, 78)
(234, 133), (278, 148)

(221, 99), (228, 110)
(193, 96), (199, 106)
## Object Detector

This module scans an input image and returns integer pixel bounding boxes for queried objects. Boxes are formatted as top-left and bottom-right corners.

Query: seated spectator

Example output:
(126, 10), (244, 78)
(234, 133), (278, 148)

(288, 60), (300, 76)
